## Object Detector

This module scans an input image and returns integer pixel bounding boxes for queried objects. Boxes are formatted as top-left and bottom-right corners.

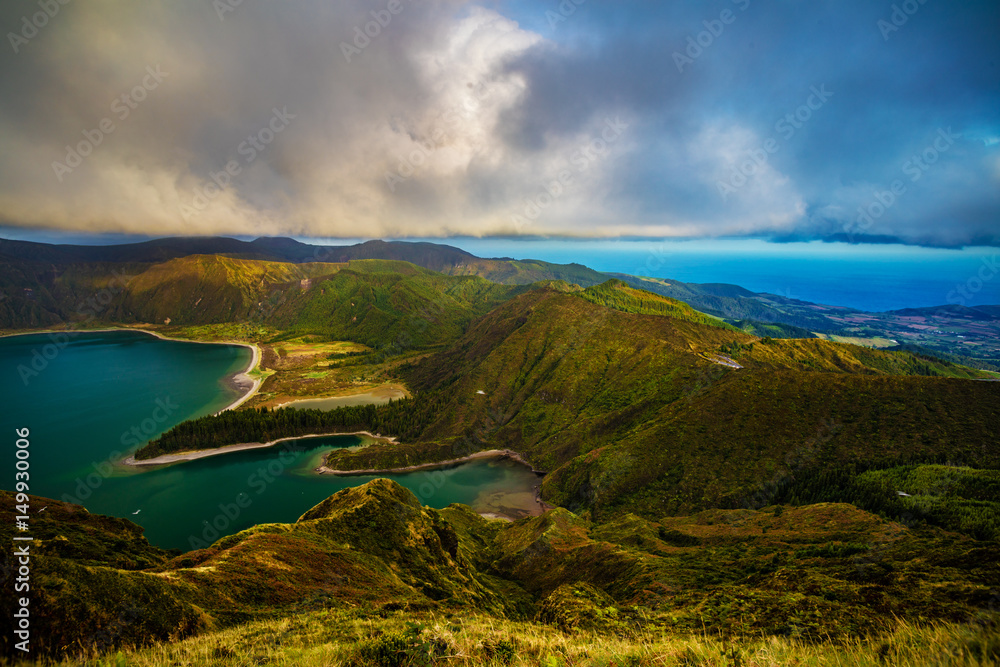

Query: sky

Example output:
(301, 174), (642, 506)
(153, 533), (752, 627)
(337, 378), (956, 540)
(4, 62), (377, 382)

(0, 0), (997, 247)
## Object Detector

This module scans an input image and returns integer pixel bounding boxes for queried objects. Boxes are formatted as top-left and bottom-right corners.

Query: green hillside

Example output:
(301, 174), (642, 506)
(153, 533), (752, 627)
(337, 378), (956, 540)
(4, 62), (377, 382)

(615, 274), (843, 331)
(110, 255), (340, 324)
(444, 257), (608, 287)
(4, 482), (998, 662)
(265, 260), (528, 349)
(5, 242), (1000, 664)
(0, 240), (604, 332)
(1, 255), (529, 351)
(575, 279), (735, 329)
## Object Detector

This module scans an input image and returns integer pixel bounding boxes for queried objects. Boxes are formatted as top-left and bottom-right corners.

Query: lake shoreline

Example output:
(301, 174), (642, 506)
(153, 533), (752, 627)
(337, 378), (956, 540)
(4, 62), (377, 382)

(315, 447), (554, 519)
(123, 431), (395, 467)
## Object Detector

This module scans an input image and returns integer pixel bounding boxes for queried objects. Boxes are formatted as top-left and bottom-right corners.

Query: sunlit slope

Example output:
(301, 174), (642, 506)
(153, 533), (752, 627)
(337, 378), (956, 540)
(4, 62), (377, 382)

(110, 255), (341, 324)
(0, 239), (609, 331)
(1, 255), (531, 349)
(443, 256), (609, 286)
(265, 260), (528, 348)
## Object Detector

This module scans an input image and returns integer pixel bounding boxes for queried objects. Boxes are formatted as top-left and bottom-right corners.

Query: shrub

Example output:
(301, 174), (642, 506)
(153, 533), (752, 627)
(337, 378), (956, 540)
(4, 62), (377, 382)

(481, 638), (517, 665)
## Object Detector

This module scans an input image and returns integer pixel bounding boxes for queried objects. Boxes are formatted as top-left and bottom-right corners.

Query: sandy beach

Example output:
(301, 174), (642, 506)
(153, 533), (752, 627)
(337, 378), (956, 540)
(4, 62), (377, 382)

(213, 343), (262, 414)
(122, 430), (394, 467)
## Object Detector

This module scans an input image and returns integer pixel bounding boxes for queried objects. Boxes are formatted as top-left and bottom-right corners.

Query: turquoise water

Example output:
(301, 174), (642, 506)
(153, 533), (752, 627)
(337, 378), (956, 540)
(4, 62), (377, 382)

(1, 331), (539, 550)
(422, 238), (1000, 312)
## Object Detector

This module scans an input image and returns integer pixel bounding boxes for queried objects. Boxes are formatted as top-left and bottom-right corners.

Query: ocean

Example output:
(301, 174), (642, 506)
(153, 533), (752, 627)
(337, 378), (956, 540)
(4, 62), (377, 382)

(439, 239), (1000, 313)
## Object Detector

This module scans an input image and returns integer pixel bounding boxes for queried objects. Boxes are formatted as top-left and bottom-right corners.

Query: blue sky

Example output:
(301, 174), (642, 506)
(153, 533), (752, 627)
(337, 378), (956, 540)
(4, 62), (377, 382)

(0, 0), (997, 247)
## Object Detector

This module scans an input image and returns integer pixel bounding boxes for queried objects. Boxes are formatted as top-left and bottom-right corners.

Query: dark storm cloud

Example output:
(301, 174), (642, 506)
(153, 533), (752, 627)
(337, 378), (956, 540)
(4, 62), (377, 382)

(493, 0), (1000, 246)
(0, 0), (996, 245)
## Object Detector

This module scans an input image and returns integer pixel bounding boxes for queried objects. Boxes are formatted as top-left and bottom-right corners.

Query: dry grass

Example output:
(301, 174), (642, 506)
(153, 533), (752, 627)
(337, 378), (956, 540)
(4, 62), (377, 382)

(15, 611), (998, 667)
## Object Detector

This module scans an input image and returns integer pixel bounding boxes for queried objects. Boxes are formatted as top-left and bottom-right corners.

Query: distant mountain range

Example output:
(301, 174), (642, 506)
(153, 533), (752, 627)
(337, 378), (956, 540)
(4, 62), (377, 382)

(2, 236), (998, 367)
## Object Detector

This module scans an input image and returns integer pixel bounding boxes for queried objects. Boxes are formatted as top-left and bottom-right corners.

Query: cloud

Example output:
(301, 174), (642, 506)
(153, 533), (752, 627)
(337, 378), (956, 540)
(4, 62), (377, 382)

(0, 0), (996, 247)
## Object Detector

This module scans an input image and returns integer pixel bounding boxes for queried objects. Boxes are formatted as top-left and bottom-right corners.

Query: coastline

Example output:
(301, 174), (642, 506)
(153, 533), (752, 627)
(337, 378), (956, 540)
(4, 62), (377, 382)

(213, 343), (262, 414)
(0, 325), (262, 414)
(317, 447), (554, 519)
(122, 431), (395, 467)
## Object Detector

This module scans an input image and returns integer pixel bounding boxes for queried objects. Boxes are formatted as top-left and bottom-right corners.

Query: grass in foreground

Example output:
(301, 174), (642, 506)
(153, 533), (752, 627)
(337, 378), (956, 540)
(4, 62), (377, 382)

(16, 611), (1000, 667)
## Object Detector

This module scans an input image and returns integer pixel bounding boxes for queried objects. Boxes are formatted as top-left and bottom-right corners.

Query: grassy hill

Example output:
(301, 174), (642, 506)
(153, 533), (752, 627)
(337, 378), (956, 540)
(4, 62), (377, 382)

(5, 236), (996, 366)
(385, 287), (996, 512)
(443, 257), (608, 287)
(574, 279), (734, 329)
(265, 260), (528, 349)
(612, 274), (847, 331)
(108, 255), (340, 324)
(5, 239), (1000, 664)
(4, 482), (998, 663)
(0, 245), (591, 334)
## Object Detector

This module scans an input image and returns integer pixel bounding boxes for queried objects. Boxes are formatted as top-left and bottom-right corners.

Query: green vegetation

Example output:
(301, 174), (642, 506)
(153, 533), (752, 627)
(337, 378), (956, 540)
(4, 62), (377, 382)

(888, 343), (1000, 373)
(617, 275), (837, 331)
(3, 483), (999, 664)
(574, 280), (735, 330)
(732, 319), (818, 339)
(140, 287), (997, 527)
(775, 465), (1000, 541)
(264, 261), (527, 349)
(5, 241), (1000, 665)
(136, 401), (422, 460)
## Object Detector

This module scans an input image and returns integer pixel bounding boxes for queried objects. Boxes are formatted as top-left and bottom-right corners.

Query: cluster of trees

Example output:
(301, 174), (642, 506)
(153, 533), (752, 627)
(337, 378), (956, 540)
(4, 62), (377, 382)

(887, 342), (1000, 373)
(136, 394), (448, 460)
(718, 341), (755, 358)
(771, 463), (1000, 541)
